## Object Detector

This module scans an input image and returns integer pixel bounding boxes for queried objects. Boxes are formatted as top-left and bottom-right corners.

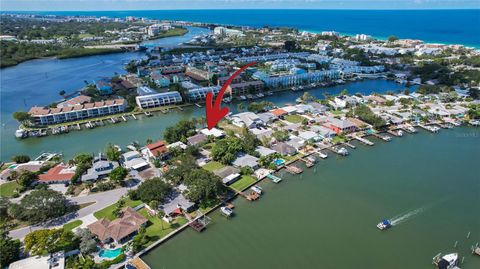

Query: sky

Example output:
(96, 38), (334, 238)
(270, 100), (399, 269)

(1, 0), (479, 11)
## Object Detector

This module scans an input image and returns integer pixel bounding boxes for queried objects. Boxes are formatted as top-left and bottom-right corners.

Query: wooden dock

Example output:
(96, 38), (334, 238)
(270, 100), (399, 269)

(353, 136), (374, 146)
(372, 133), (392, 142)
(344, 142), (356, 149)
(131, 114), (137, 120)
(285, 165), (303, 174)
(128, 257), (151, 269)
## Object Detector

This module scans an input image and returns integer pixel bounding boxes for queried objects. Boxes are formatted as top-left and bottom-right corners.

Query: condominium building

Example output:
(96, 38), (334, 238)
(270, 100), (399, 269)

(135, 91), (183, 109)
(28, 99), (127, 126)
(235, 52), (310, 64)
(227, 81), (265, 95)
(262, 70), (340, 88)
(187, 86), (221, 101)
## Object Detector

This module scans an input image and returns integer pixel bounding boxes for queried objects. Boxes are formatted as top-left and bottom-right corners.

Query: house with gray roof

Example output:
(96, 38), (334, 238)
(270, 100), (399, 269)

(187, 133), (208, 146)
(255, 146), (277, 157)
(231, 112), (264, 128)
(271, 142), (297, 156)
(232, 154), (259, 169)
(160, 191), (195, 216)
(81, 155), (119, 181)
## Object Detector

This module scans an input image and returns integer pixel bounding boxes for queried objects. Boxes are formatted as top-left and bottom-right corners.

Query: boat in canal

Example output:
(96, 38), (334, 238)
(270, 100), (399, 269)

(251, 185), (262, 195)
(376, 219), (392, 230)
(432, 253), (460, 269)
(220, 206), (233, 217)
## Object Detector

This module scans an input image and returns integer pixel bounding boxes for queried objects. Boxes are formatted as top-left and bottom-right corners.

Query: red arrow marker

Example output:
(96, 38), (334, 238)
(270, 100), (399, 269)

(206, 62), (256, 129)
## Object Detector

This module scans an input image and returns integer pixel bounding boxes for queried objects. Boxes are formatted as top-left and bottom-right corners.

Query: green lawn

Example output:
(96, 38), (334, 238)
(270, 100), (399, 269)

(332, 136), (346, 144)
(0, 181), (21, 197)
(285, 114), (305, 123)
(137, 208), (188, 247)
(63, 220), (83, 231)
(230, 175), (257, 192)
(202, 161), (225, 172)
(93, 198), (143, 220)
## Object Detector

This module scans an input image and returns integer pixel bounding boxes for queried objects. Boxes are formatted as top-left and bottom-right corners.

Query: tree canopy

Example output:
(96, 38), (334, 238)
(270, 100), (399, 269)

(163, 119), (197, 143)
(24, 228), (79, 256)
(183, 169), (224, 203)
(104, 143), (121, 161)
(0, 230), (20, 267)
(353, 105), (386, 129)
(132, 178), (171, 204)
(9, 189), (75, 224)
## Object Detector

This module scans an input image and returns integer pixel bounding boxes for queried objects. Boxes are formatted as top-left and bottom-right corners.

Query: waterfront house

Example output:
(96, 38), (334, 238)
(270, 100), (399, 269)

(28, 99), (127, 126)
(324, 117), (357, 134)
(187, 133), (208, 146)
(213, 166), (241, 185)
(81, 154), (119, 182)
(0, 162), (43, 181)
(88, 207), (147, 244)
(307, 102), (329, 114)
(232, 154), (259, 170)
(281, 105), (298, 115)
(250, 127), (274, 140)
(137, 67), (150, 77)
(231, 112), (264, 128)
(38, 164), (76, 184)
(271, 108), (288, 118)
(286, 136), (306, 150)
(135, 91), (183, 109)
(255, 146), (277, 157)
(159, 191), (195, 216)
(331, 95), (357, 109)
(298, 131), (321, 142)
(122, 151), (149, 170)
(166, 141), (188, 150)
(94, 78), (113, 95)
(310, 125), (336, 139)
(111, 78), (136, 92)
(200, 128), (225, 138)
(257, 112), (277, 124)
(142, 140), (169, 160)
(271, 142), (297, 156)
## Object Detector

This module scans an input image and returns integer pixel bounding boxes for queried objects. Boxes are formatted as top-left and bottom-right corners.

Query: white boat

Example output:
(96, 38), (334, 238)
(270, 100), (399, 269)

(317, 151), (328, 159)
(338, 147), (349, 156)
(469, 119), (480, 126)
(433, 253), (459, 269)
(15, 129), (27, 138)
(382, 135), (392, 142)
(220, 206), (233, 217)
(251, 185), (262, 195)
(266, 91), (273, 96)
(239, 95), (247, 101)
(256, 93), (264, 98)
(397, 130), (404, 136)
(376, 220), (392, 230)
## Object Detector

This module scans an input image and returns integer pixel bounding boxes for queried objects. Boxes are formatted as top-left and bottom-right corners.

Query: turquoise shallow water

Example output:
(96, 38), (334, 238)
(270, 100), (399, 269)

(14, 9), (480, 47)
(142, 127), (480, 269)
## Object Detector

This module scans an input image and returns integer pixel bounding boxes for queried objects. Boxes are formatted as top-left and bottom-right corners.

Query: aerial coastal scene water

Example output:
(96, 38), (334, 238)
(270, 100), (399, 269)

(0, 3), (479, 269)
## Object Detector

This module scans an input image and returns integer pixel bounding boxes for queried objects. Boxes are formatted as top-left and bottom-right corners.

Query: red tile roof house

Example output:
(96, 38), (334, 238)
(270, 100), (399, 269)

(324, 117), (357, 134)
(38, 164), (76, 184)
(87, 207), (147, 244)
(142, 140), (170, 160)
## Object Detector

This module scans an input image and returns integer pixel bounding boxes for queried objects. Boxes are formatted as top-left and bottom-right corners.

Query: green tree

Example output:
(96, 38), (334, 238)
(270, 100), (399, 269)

(9, 189), (74, 224)
(77, 228), (97, 255)
(0, 230), (20, 267)
(11, 155), (30, 163)
(184, 169), (224, 203)
(24, 228), (78, 256)
(104, 143), (121, 161)
(388, 35), (398, 42)
(17, 170), (37, 187)
(109, 166), (128, 184)
(134, 178), (171, 204)
(12, 111), (31, 123)
(163, 119), (197, 143)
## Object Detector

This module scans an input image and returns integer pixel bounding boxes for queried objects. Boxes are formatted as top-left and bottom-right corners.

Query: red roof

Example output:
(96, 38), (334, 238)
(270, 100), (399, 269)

(146, 140), (168, 157)
(38, 164), (75, 183)
(271, 108), (288, 117)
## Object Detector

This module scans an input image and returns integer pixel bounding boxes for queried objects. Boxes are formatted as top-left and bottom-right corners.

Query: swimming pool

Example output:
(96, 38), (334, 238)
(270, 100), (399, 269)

(273, 159), (285, 166)
(99, 247), (122, 259)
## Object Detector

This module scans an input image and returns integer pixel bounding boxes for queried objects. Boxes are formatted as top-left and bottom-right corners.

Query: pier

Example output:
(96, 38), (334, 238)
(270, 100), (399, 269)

(344, 142), (356, 149)
(419, 124), (440, 133)
(316, 151), (328, 159)
(353, 136), (374, 146)
(285, 164), (303, 174)
(267, 173), (282, 183)
(131, 114), (137, 120)
(372, 133), (392, 142)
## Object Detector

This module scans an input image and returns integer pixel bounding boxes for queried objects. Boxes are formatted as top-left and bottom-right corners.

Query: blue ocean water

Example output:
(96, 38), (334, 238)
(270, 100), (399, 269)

(17, 9), (480, 47)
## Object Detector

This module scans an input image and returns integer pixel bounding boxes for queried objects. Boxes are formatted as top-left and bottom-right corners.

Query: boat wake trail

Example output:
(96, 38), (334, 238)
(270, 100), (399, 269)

(390, 207), (426, 226)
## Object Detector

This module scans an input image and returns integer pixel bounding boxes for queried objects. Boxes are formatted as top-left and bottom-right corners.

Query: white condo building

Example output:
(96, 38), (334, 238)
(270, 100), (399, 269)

(135, 91), (183, 109)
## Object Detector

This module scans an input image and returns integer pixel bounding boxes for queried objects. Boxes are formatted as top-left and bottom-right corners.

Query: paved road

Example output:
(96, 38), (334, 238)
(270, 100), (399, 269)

(9, 187), (132, 240)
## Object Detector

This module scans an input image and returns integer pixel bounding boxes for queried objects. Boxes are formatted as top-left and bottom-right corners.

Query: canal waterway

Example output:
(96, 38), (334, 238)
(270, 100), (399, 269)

(142, 126), (480, 269)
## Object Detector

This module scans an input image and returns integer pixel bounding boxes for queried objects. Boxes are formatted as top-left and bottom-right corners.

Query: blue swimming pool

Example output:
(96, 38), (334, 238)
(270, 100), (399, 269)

(273, 159), (285, 166)
(99, 247), (122, 259)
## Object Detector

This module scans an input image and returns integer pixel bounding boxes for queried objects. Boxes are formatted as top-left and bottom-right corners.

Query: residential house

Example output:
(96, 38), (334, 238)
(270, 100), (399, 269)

(325, 117), (357, 134)
(257, 112), (277, 124)
(271, 142), (297, 156)
(231, 112), (264, 128)
(122, 151), (149, 170)
(271, 108), (288, 118)
(8, 251), (65, 269)
(232, 154), (259, 170)
(159, 191), (195, 216)
(200, 128), (225, 138)
(142, 140), (169, 160)
(88, 207), (147, 244)
(94, 78), (113, 95)
(187, 133), (208, 146)
(213, 166), (241, 185)
(255, 146), (277, 157)
(38, 164), (76, 184)
(81, 154), (119, 181)
(150, 71), (171, 88)
(310, 125), (336, 139)
(0, 162), (43, 181)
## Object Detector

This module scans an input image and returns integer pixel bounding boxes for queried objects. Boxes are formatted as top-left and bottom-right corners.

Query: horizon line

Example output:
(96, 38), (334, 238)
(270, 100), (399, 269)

(3, 8), (480, 12)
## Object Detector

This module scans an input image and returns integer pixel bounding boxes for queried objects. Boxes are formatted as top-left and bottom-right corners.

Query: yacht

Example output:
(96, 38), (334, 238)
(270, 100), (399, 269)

(376, 220), (392, 230)
(239, 95), (247, 101)
(251, 185), (262, 195)
(220, 206), (233, 217)
(397, 130), (404, 136)
(469, 119), (480, 126)
(266, 91), (273, 96)
(256, 93), (264, 98)
(433, 253), (459, 269)
(15, 129), (27, 138)
(337, 147), (349, 156)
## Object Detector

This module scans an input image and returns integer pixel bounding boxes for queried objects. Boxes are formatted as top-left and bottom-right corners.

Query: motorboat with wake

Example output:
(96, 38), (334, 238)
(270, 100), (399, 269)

(376, 220), (392, 230)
